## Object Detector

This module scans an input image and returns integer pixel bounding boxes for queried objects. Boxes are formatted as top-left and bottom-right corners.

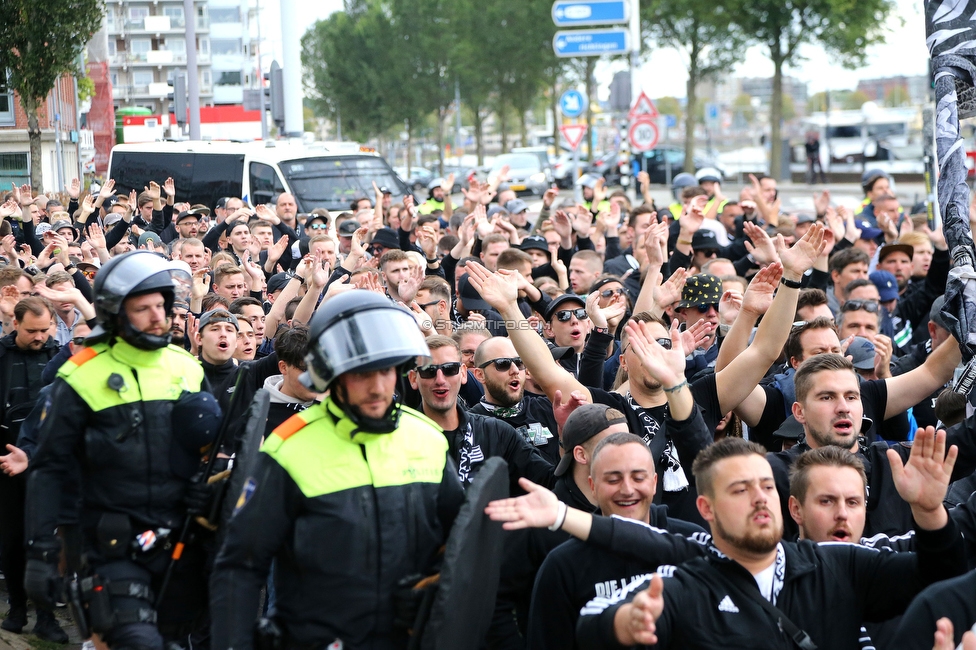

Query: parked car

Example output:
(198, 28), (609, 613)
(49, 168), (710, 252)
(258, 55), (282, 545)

(394, 166), (434, 191)
(511, 146), (555, 183)
(635, 146), (727, 185)
(489, 153), (551, 197)
(551, 152), (576, 189)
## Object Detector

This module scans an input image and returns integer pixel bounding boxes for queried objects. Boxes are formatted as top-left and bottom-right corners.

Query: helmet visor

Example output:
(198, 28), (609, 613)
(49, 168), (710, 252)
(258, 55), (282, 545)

(98, 254), (192, 316)
(313, 306), (430, 382)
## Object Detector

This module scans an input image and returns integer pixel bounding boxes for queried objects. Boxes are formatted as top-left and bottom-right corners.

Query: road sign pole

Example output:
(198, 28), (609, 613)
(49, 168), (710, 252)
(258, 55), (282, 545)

(573, 136), (581, 204)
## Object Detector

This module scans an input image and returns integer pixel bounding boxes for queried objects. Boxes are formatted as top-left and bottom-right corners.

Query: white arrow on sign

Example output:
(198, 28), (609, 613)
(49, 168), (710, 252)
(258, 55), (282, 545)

(560, 123), (588, 151)
(628, 117), (659, 152)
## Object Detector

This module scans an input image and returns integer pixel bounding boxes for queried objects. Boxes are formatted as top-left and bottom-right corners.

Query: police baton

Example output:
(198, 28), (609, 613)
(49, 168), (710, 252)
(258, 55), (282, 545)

(155, 371), (247, 608)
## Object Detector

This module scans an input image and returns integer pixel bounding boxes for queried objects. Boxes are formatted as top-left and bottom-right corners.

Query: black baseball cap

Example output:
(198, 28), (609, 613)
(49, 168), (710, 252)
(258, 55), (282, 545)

(520, 235), (549, 253)
(266, 272), (292, 295)
(338, 220), (359, 237)
(554, 404), (629, 476)
(543, 293), (586, 321)
(677, 273), (722, 310)
(691, 229), (719, 251)
(458, 274), (490, 311)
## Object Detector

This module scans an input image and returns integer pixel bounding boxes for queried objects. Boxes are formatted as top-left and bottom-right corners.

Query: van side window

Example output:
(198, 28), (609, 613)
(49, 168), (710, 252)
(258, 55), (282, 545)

(250, 162), (285, 206)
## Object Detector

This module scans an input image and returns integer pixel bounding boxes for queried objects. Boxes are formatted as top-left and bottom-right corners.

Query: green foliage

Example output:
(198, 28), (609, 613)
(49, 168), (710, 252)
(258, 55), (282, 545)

(728, 0), (895, 175)
(841, 89), (872, 110)
(884, 85), (909, 107)
(732, 93), (755, 123)
(0, 0), (102, 189)
(808, 90), (828, 113)
(656, 96), (681, 117)
(0, 0), (102, 115)
(76, 75), (95, 103)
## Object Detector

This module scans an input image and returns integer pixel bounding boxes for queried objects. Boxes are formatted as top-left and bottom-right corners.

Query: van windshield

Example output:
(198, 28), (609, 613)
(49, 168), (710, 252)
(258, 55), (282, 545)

(279, 155), (406, 212)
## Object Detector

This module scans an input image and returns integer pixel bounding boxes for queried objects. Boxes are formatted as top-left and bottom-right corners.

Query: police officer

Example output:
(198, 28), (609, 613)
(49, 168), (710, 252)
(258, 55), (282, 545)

(210, 290), (465, 650)
(24, 250), (215, 650)
(418, 177), (448, 215)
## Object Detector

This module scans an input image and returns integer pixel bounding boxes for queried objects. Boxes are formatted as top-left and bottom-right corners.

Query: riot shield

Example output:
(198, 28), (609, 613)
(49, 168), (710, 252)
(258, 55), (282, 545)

(420, 456), (507, 650)
(214, 388), (270, 537)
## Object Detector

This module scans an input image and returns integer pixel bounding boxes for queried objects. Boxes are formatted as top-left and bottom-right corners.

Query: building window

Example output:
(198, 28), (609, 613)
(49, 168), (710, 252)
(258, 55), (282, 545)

(163, 6), (185, 27)
(211, 39), (241, 56)
(202, 70), (212, 88)
(128, 6), (149, 20)
(0, 71), (14, 126)
(132, 70), (154, 89)
(130, 38), (151, 55)
(164, 38), (186, 53)
(198, 38), (210, 55)
(0, 153), (30, 188)
(110, 72), (120, 86)
(209, 7), (240, 23)
(215, 71), (242, 86)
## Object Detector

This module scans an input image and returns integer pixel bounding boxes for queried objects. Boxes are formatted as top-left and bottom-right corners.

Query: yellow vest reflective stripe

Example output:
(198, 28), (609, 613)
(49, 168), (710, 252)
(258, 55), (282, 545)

(262, 399), (448, 498)
(58, 341), (204, 411)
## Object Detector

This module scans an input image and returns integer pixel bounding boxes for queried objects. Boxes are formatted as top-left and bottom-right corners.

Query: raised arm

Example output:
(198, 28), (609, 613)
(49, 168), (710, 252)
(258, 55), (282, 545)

(883, 334), (961, 420)
(464, 263), (590, 404)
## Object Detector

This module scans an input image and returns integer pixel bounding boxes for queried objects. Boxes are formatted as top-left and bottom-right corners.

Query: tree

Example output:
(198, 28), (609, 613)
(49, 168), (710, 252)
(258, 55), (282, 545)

(842, 90), (872, 110)
(808, 91), (828, 113)
(0, 0), (102, 190)
(730, 0), (895, 177)
(656, 96), (681, 117)
(884, 85), (909, 107)
(642, 0), (745, 172)
(732, 93), (755, 124)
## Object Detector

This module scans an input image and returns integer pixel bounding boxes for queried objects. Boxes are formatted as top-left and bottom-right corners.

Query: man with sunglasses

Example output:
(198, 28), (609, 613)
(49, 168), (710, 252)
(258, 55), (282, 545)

(468, 336), (562, 465)
(673, 274), (722, 377)
(837, 299), (882, 341)
(543, 294), (591, 377)
(408, 335), (553, 494)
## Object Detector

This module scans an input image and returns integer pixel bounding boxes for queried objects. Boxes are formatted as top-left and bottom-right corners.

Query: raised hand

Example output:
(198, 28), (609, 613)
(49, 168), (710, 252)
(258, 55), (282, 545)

(813, 190), (830, 217)
(146, 181), (161, 200)
(551, 210), (573, 242)
(98, 179), (116, 200)
(777, 222), (825, 280)
(255, 204), (280, 225)
(742, 262), (783, 317)
(679, 195), (707, 236)
(441, 173), (455, 194)
(465, 263), (518, 311)
(66, 178), (81, 200)
(552, 389), (589, 435)
(719, 289), (743, 326)
(350, 226), (369, 257)
(542, 186), (559, 208)
(625, 318), (687, 390)
(416, 224), (437, 258)
(653, 268), (687, 311)
(485, 478), (561, 529)
(397, 263), (424, 303)
(680, 318), (713, 352)
(87, 222), (107, 250)
(16, 183), (32, 206)
(644, 220), (668, 268)
(163, 177), (176, 198)
(742, 221), (778, 266)
(873, 334), (893, 379)
(888, 426), (956, 530)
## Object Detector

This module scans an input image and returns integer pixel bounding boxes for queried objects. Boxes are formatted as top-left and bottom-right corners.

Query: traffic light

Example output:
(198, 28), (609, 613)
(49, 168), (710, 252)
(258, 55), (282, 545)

(173, 74), (187, 127)
(264, 61), (284, 129)
(609, 71), (631, 112)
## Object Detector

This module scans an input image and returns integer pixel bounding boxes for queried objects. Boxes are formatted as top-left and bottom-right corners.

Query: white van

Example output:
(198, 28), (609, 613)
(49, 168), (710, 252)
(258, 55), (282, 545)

(107, 140), (412, 213)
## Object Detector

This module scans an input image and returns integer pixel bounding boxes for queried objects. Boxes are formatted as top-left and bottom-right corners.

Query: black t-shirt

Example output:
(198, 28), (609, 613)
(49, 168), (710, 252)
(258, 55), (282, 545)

(468, 393), (560, 464)
(589, 375), (720, 524)
(752, 377), (889, 448)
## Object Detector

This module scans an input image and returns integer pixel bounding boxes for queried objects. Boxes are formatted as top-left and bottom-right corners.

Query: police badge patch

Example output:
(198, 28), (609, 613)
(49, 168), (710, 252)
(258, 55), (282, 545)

(234, 477), (257, 513)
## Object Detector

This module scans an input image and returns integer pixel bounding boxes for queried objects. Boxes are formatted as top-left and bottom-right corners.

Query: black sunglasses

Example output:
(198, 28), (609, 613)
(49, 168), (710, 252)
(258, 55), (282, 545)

(842, 300), (880, 313)
(478, 357), (524, 372)
(599, 288), (626, 299)
(417, 362), (462, 379)
(655, 338), (672, 350)
(555, 308), (588, 322)
(71, 336), (86, 346)
(417, 300), (441, 310)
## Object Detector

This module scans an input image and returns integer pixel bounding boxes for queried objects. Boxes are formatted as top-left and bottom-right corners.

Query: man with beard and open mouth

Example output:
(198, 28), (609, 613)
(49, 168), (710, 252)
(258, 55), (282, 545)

(486, 433), (966, 650)
(467, 336), (562, 464)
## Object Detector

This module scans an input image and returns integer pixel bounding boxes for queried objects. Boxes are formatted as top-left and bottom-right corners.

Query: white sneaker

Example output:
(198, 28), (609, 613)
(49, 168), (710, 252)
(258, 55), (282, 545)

(82, 640), (96, 650)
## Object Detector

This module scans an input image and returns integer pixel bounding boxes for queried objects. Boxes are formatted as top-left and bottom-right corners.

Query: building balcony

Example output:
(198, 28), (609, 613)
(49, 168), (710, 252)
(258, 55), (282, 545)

(114, 51), (208, 66)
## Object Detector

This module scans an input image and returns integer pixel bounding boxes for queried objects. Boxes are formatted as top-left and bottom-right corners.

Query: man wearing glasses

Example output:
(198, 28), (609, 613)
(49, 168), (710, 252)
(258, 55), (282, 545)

(672, 273), (722, 377)
(543, 294), (591, 377)
(408, 335), (553, 493)
(467, 336), (562, 464)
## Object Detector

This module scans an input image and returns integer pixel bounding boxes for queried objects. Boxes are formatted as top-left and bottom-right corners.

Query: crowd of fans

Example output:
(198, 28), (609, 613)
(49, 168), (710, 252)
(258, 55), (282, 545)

(0, 166), (974, 649)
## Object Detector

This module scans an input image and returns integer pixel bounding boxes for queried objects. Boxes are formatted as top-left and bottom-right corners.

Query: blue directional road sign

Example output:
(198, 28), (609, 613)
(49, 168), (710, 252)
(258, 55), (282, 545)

(559, 90), (586, 118)
(553, 28), (629, 58)
(552, 0), (629, 27)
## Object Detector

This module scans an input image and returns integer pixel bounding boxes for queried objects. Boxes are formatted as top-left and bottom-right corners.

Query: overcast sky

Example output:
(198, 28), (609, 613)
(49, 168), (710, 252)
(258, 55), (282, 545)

(260, 0), (927, 101)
